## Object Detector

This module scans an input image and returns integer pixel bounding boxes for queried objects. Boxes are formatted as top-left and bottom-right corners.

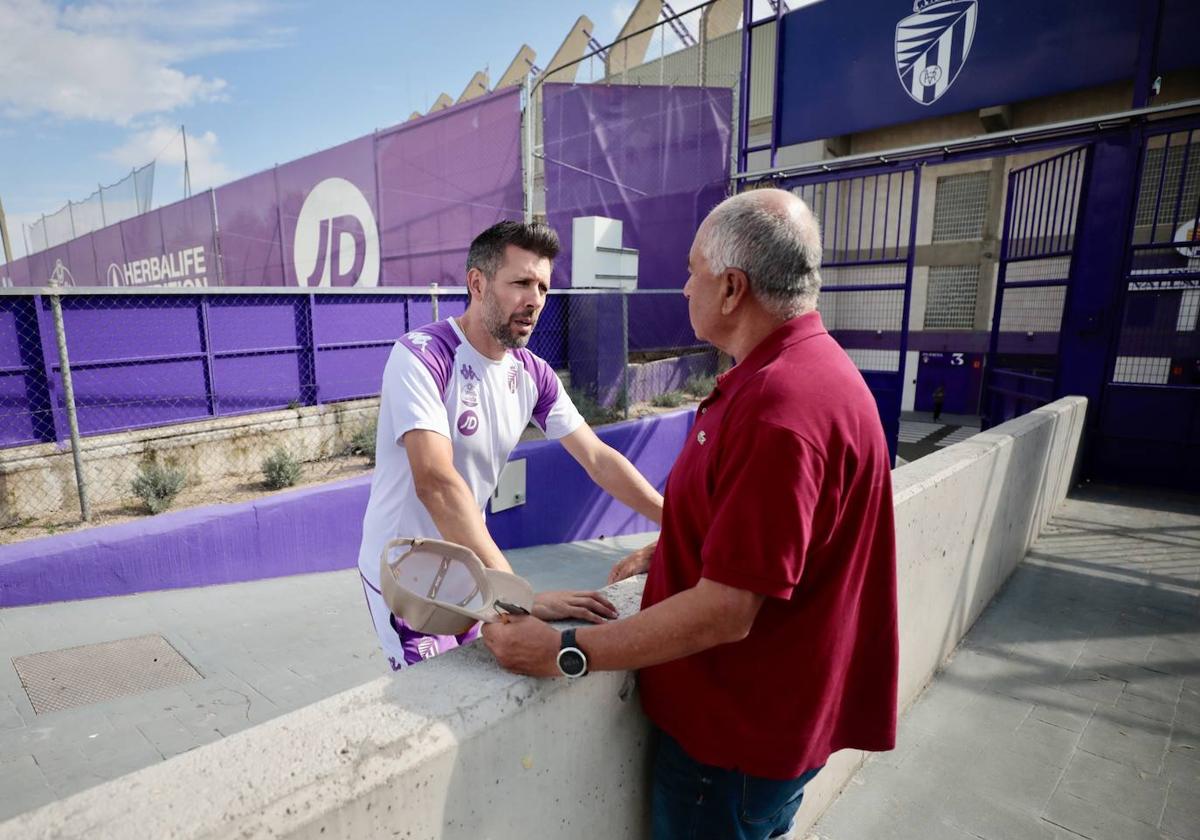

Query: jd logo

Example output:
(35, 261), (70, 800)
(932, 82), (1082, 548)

(457, 410), (480, 436)
(294, 177), (379, 287)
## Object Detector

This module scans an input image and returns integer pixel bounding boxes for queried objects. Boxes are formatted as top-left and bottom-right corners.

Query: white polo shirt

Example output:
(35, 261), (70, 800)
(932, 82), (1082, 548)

(357, 317), (584, 589)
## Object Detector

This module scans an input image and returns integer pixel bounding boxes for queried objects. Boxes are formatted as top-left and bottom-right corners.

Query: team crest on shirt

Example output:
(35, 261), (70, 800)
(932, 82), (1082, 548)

(895, 0), (978, 106)
(461, 381), (479, 407)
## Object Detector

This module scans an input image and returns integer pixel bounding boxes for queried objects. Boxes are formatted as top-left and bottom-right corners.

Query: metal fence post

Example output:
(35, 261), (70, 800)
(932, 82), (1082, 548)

(523, 74), (535, 224)
(48, 292), (90, 521)
(622, 291), (630, 420)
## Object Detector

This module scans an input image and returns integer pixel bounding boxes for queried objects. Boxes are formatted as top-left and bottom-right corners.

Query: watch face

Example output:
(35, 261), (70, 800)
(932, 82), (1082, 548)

(559, 649), (586, 677)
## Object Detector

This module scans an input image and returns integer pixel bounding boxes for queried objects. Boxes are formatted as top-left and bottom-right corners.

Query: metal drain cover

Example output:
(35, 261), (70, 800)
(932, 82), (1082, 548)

(13, 634), (203, 715)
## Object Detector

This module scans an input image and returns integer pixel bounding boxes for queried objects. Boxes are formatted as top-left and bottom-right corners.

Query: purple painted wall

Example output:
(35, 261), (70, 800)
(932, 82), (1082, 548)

(0, 409), (694, 607)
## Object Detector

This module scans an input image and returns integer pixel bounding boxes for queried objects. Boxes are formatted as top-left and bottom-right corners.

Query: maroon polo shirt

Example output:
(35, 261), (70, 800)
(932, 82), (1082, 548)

(639, 311), (898, 780)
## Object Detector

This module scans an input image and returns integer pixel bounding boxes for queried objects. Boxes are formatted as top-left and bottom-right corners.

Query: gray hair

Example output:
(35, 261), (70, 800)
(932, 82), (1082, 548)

(699, 192), (823, 320)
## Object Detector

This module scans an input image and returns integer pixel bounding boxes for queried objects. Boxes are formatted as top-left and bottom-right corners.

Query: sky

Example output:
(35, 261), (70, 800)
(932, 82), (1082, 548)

(0, 0), (724, 260)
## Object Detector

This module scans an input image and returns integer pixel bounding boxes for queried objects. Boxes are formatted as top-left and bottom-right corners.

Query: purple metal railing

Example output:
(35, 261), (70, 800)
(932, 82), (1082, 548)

(780, 165), (921, 462)
(983, 145), (1090, 427)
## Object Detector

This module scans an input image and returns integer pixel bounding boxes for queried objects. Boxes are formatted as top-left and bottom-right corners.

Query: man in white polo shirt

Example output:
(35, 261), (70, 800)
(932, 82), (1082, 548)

(358, 221), (664, 671)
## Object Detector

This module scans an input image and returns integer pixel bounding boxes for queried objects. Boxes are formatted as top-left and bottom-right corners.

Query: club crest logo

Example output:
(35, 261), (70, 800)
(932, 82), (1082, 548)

(461, 381), (479, 407)
(1175, 218), (1200, 260)
(895, 0), (978, 106)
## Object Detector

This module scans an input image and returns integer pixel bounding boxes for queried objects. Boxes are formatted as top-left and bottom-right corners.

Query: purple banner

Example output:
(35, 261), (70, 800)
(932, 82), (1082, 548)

(376, 88), (525, 287)
(215, 171), (284, 286)
(278, 136), (380, 288)
(543, 83), (732, 349)
(775, 0), (1183, 147)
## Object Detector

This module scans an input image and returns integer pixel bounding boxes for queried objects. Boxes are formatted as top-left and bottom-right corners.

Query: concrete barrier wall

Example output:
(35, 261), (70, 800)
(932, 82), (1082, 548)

(0, 397), (1086, 839)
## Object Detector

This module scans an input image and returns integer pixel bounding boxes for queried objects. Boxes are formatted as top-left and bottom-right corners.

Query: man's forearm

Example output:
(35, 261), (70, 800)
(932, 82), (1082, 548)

(592, 446), (664, 524)
(576, 580), (759, 671)
(416, 474), (512, 573)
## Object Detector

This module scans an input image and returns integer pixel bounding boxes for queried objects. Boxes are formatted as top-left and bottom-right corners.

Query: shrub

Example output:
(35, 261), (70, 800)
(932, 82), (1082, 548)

(261, 448), (302, 490)
(684, 373), (717, 397)
(131, 459), (187, 514)
(567, 386), (623, 426)
(348, 422), (377, 465)
(650, 390), (687, 408)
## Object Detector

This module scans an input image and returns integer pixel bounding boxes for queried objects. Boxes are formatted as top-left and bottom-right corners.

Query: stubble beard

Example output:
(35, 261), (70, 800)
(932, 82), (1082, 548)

(483, 288), (533, 350)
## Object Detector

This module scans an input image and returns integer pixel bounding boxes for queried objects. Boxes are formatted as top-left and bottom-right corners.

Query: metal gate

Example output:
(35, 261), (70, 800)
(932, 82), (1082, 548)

(789, 166), (920, 463)
(983, 146), (1089, 427)
(1093, 121), (1200, 489)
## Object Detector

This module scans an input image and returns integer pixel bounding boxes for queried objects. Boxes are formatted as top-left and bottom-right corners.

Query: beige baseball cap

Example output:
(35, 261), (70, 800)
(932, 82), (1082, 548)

(379, 537), (534, 636)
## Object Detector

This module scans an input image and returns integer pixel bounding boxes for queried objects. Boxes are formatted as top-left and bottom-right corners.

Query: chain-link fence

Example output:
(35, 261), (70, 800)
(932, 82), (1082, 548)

(0, 287), (708, 541)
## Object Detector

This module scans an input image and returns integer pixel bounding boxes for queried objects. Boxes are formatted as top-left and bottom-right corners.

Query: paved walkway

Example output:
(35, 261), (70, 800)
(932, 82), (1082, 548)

(898, 411), (982, 463)
(0, 532), (655, 822)
(812, 486), (1200, 840)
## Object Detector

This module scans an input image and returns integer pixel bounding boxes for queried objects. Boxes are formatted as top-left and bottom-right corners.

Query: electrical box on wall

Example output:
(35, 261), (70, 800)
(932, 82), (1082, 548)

(571, 217), (638, 289)
(490, 458), (527, 514)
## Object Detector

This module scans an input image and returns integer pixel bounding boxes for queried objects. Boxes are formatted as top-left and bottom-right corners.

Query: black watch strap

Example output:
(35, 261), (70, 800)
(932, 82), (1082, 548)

(558, 628), (589, 678)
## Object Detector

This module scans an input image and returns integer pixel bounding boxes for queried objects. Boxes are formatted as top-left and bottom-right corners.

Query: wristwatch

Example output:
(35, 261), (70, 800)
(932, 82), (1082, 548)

(556, 628), (589, 678)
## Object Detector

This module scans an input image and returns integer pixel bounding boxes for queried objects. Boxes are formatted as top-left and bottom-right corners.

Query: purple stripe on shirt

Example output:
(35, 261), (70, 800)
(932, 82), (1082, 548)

(513, 349), (560, 432)
(398, 319), (461, 401)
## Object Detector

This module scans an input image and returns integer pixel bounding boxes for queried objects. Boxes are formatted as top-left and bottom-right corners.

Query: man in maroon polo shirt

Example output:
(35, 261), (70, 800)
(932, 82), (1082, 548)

(482, 188), (898, 840)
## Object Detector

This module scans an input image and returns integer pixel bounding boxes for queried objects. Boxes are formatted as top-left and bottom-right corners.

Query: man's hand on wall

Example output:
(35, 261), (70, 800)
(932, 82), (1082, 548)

(532, 590), (618, 623)
(607, 542), (656, 585)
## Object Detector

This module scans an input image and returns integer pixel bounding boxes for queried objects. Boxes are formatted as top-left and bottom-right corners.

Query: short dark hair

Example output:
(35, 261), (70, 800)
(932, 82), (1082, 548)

(467, 220), (560, 279)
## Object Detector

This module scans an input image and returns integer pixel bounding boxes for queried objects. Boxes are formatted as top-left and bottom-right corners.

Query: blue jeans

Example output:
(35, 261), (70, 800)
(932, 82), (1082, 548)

(651, 729), (822, 840)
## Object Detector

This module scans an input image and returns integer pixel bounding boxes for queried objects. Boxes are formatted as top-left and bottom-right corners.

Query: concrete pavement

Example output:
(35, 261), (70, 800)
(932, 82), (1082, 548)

(812, 486), (1200, 840)
(0, 532), (656, 822)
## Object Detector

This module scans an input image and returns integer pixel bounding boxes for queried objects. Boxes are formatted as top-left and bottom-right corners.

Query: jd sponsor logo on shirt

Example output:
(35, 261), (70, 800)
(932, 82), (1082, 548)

(294, 177), (379, 287)
(457, 410), (480, 436)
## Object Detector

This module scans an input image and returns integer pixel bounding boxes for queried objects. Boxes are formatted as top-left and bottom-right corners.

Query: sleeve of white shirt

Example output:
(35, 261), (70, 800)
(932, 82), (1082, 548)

(382, 344), (451, 444)
(542, 373), (585, 440)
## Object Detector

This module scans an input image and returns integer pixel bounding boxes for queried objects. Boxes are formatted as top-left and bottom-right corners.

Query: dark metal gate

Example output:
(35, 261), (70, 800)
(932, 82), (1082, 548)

(789, 166), (920, 463)
(983, 146), (1089, 427)
(1093, 120), (1200, 489)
